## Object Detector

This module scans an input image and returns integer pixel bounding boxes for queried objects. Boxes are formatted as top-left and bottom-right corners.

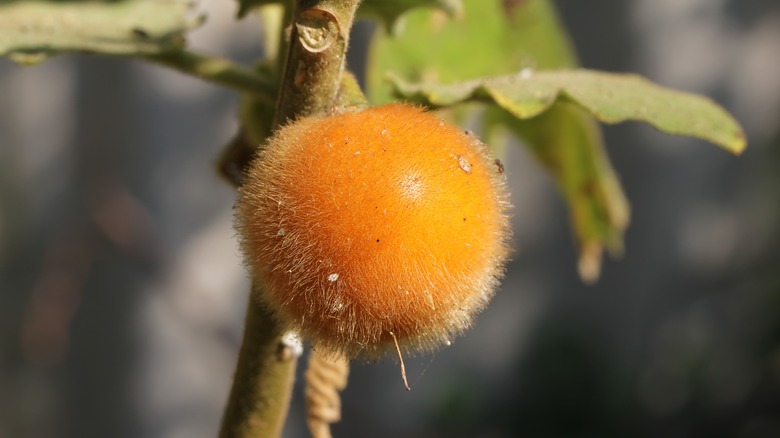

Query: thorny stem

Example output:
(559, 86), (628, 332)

(218, 1), (362, 437)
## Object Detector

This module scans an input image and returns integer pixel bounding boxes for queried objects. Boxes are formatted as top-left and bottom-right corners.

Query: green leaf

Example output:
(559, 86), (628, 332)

(0, 0), (201, 64)
(487, 104), (630, 282)
(389, 70), (747, 154)
(368, 0), (577, 104)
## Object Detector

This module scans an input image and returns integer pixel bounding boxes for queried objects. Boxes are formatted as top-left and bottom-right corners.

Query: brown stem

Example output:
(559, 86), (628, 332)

(273, 0), (362, 126)
(218, 297), (299, 438)
(218, 1), (362, 437)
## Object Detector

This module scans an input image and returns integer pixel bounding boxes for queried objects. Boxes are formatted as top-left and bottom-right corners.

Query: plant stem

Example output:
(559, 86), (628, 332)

(273, 0), (362, 126)
(274, 3), (294, 75)
(143, 50), (276, 104)
(218, 1), (362, 437)
(218, 298), (298, 438)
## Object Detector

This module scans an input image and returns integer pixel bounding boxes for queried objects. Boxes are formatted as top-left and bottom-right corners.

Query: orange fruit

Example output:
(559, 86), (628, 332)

(235, 104), (511, 357)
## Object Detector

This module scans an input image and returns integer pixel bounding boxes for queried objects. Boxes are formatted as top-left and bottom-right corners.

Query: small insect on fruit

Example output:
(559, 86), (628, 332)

(235, 104), (511, 358)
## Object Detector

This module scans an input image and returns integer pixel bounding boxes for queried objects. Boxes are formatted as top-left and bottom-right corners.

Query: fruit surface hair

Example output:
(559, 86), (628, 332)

(235, 104), (511, 358)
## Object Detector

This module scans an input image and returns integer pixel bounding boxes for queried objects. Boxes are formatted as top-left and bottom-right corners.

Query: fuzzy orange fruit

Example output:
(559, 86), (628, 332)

(235, 104), (511, 357)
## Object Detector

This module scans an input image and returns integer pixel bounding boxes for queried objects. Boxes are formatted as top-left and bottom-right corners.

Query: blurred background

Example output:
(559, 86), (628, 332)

(1, 0), (779, 437)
